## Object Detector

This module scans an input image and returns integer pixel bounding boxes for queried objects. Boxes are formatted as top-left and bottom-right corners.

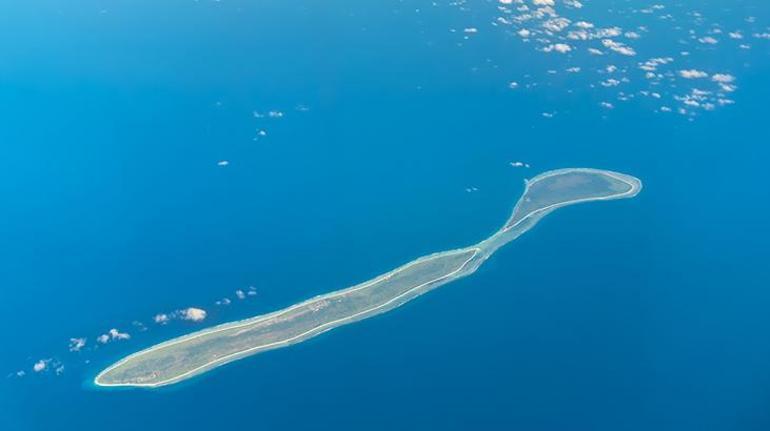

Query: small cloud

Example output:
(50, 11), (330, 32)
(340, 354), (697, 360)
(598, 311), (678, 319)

(711, 73), (735, 84)
(679, 69), (709, 79)
(509, 161), (530, 168)
(574, 21), (594, 29)
(253, 129), (268, 141)
(33, 359), (50, 373)
(98, 328), (130, 344)
(235, 290), (246, 300)
(180, 307), (207, 322)
(543, 43), (572, 54)
(68, 338), (87, 352)
(108, 329), (131, 341)
(217, 160), (230, 167)
(154, 313), (170, 325)
(602, 39), (636, 56)
(215, 298), (232, 306)
(247, 286), (258, 296)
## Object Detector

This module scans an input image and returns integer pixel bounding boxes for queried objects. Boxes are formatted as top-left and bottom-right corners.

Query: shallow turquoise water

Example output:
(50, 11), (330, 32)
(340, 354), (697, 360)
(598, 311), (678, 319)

(2, 1), (769, 430)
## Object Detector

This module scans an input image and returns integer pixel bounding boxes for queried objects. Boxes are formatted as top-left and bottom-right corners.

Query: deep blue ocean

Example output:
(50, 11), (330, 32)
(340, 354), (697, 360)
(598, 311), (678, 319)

(2, 1), (769, 430)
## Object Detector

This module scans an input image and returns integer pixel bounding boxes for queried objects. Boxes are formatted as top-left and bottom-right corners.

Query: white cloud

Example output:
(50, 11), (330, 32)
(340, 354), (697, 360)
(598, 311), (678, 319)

(543, 43), (572, 53)
(154, 313), (170, 324)
(109, 329), (131, 340)
(574, 21), (594, 29)
(215, 298), (232, 306)
(602, 39), (636, 56)
(33, 359), (50, 373)
(235, 290), (246, 300)
(180, 307), (207, 322)
(543, 18), (571, 33)
(68, 338), (86, 352)
(711, 73), (735, 84)
(639, 57), (673, 72)
(600, 79), (621, 87)
(698, 36), (718, 45)
(679, 69), (709, 79)
(98, 328), (130, 344)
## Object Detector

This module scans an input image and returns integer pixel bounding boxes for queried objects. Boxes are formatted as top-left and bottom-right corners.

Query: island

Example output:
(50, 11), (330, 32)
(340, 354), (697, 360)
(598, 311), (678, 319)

(94, 168), (642, 388)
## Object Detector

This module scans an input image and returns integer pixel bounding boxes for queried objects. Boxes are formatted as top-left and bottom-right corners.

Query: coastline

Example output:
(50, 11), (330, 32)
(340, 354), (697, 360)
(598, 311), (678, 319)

(94, 168), (642, 388)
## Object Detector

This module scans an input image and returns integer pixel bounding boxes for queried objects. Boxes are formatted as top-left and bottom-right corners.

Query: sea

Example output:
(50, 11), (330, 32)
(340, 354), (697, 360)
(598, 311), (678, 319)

(1, 1), (769, 430)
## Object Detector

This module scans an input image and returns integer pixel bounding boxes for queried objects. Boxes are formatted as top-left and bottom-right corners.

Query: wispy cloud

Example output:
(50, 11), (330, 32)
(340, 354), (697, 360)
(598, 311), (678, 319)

(68, 338), (86, 352)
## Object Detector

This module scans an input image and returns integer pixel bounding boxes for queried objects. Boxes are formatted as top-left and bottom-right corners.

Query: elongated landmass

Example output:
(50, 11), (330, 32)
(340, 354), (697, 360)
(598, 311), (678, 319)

(95, 168), (641, 388)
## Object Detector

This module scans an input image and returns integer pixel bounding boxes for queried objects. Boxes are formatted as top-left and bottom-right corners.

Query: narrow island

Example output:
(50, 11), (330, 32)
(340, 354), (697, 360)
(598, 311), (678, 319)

(95, 168), (642, 388)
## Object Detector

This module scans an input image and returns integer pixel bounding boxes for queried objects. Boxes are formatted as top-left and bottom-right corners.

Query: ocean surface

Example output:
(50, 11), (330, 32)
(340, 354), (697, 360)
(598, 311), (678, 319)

(2, 1), (769, 430)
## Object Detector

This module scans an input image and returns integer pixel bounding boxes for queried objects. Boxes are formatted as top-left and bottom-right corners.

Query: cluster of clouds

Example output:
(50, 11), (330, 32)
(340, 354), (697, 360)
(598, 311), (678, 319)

(216, 285), (258, 306)
(154, 307), (208, 325)
(18, 358), (65, 377)
(215, 103), (309, 166)
(97, 328), (131, 345)
(445, 0), (769, 117)
(68, 337), (87, 352)
(12, 288), (260, 380)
